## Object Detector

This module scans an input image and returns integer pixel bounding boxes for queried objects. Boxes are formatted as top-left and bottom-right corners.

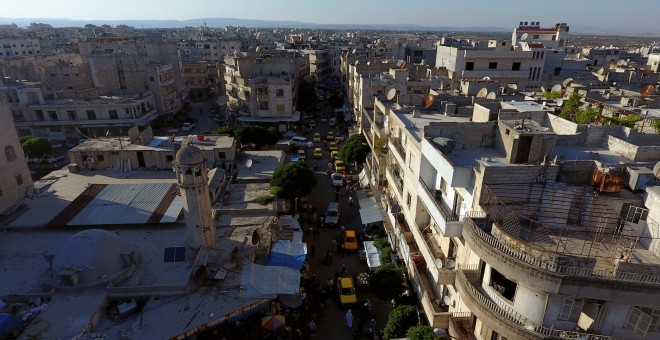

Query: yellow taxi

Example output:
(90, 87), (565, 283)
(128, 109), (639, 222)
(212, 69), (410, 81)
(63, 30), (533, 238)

(309, 121), (317, 129)
(328, 142), (338, 152)
(334, 159), (345, 172)
(313, 148), (323, 159)
(343, 230), (359, 252)
(313, 133), (321, 143)
(337, 277), (357, 306)
(326, 131), (335, 141)
(330, 150), (338, 160)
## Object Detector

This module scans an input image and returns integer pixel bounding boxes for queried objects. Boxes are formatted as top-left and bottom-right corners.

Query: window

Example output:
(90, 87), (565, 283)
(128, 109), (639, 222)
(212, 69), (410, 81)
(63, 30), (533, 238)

(406, 193), (412, 207)
(440, 177), (447, 194)
(108, 110), (118, 120)
(48, 111), (58, 120)
(87, 110), (97, 120)
(35, 110), (44, 121)
(505, 129), (510, 135)
(490, 268), (517, 301)
(639, 307), (660, 331)
(624, 205), (649, 224)
(276, 104), (285, 112)
(15, 174), (23, 185)
(166, 155), (174, 162)
(625, 307), (652, 338)
(554, 67), (562, 76)
(488, 62), (497, 69)
(67, 110), (77, 120)
(5, 146), (16, 161)
(258, 101), (268, 110)
(96, 155), (104, 161)
(533, 34), (539, 39)
(558, 298), (584, 322)
(465, 62), (474, 71)
(218, 152), (226, 159)
(276, 89), (284, 97)
(512, 62), (521, 71)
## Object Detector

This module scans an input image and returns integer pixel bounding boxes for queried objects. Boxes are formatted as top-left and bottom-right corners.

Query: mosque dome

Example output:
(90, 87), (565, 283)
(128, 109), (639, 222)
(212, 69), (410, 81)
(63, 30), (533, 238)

(174, 144), (204, 166)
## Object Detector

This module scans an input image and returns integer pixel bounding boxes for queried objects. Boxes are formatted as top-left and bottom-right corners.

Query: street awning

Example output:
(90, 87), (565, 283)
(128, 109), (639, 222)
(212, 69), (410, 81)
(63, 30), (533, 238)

(360, 207), (383, 224)
(359, 169), (370, 188)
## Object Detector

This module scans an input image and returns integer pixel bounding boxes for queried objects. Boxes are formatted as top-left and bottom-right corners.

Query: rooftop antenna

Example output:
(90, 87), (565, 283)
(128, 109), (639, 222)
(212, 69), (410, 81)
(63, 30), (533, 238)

(476, 87), (488, 98)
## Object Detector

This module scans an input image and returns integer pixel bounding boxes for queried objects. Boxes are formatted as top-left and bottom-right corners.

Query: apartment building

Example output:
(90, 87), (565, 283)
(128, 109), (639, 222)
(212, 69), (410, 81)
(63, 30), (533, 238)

(0, 80), (34, 216)
(0, 38), (41, 59)
(361, 94), (660, 339)
(181, 60), (210, 99)
(223, 51), (308, 123)
(4, 80), (158, 140)
(512, 22), (570, 49)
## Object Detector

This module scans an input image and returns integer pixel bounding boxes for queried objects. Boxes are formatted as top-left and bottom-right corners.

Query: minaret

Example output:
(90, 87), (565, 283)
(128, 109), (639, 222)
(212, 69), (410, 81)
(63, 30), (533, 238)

(173, 143), (216, 249)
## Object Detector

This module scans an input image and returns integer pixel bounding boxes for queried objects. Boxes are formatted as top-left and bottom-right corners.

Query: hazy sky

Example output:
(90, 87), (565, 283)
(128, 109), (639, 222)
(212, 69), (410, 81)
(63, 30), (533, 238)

(3, 0), (660, 31)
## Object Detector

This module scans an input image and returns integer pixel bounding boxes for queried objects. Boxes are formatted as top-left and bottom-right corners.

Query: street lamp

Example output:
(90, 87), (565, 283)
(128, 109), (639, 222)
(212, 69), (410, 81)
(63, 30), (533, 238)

(294, 197), (299, 216)
(433, 328), (460, 340)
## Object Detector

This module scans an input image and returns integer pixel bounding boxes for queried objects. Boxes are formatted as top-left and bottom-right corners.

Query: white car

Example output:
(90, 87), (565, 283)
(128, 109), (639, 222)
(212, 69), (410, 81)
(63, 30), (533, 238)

(331, 172), (344, 187)
(181, 122), (195, 131)
(325, 202), (340, 227)
(290, 136), (313, 148)
(283, 131), (297, 138)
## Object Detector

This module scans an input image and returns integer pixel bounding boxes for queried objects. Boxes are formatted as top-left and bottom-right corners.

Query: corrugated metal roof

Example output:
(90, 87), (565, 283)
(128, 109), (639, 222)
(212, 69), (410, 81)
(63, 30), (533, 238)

(67, 183), (181, 225)
(133, 291), (268, 339)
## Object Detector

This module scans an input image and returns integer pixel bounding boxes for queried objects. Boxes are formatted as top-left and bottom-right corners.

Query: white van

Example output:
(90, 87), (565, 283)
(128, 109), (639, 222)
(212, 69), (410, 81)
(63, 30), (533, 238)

(290, 136), (313, 148)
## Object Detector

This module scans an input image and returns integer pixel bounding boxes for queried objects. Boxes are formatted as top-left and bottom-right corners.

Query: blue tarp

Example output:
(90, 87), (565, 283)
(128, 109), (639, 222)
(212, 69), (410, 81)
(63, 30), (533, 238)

(0, 314), (22, 337)
(267, 240), (307, 269)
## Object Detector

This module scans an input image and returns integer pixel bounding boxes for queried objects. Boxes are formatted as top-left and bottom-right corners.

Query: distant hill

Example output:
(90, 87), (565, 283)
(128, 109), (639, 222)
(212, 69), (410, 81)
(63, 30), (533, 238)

(0, 17), (656, 36)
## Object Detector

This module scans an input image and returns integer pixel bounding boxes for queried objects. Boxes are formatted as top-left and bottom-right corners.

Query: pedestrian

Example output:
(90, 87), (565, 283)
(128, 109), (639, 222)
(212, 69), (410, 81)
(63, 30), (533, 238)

(327, 162), (332, 171)
(340, 244), (346, 257)
(345, 309), (353, 329)
(349, 196), (354, 206)
(310, 243), (315, 258)
(340, 263), (347, 276)
(308, 319), (317, 336)
(335, 190), (340, 201)
(331, 239), (338, 254)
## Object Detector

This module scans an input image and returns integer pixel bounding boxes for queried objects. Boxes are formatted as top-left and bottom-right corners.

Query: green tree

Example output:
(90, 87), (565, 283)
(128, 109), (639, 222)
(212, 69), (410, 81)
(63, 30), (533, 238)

(338, 134), (369, 163)
(540, 91), (562, 100)
(21, 137), (52, 158)
(234, 126), (281, 149)
(559, 93), (583, 121)
(575, 107), (600, 124)
(601, 114), (644, 128)
(270, 161), (317, 200)
(368, 263), (405, 301)
(406, 325), (436, 340)
(211, 126), (235, 136)
(652, 120), (660, 133)
(19, 136), (34, 144)
(383, 305), (419, 340)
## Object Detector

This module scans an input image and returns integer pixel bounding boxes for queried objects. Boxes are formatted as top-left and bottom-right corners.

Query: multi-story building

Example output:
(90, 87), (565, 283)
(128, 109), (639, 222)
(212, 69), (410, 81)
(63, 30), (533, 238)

(361, 93), (660, 339)
(512, 22), (570, 49)
(0, 38), (41, 59)
(0, 78), (34, 216)
(4, 80), (158, 140)
(223, 51), (308, 124)
(181, 60), (210, 99)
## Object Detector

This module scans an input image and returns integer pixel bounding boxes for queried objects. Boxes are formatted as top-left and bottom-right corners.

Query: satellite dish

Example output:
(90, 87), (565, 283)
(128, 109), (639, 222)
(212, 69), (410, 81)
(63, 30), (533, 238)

(396, 60), (403, 67)
(366, 61), (371, 65)
(245, 158), (253, 170)
(653, 161), (660, 179)
(351, 48), (357, 55)
(435, 258), (443, 269)
(551, 84), (563, 92)
(482, 76), (491, 81)
(563, 78), (574, 88)
(641, 84), (656, 96)
(508, 83), (518, 91)
(193, 165), (200, 172)
(442, 295), (452, 306)
(446, 258), (456, 269)
(531, 91), (537, 97)
(520, 33), (529, 41)
(596, 67), (605, 75)
(556, 99), (564, 106)
(540, 86), (546, 93)
(354, 60), (359, 66)
(386, 87), (397, 101)
(486, 92), (497, 99)
(251, 229), (261, 245)
(476, 88), (488, 98)
(423, 94), (436, 108)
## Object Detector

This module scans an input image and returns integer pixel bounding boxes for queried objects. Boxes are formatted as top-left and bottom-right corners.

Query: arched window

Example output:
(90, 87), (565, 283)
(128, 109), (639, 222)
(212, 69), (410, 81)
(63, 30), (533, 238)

(5, 146), (16, 162)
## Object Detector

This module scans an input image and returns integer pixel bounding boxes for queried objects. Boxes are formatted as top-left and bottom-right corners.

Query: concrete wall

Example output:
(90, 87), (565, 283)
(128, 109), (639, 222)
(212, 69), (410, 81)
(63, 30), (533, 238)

(557, 161), (595, 185)
(423, 122), (496, 149)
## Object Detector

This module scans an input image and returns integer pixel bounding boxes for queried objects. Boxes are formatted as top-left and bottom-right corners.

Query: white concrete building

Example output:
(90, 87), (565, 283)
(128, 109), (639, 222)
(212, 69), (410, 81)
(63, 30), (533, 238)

(0, 38), (41, 59)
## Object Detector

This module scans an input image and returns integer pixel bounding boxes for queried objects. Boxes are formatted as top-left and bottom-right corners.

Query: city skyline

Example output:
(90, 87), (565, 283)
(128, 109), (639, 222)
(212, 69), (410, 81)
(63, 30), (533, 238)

(3, 0), (660, 33)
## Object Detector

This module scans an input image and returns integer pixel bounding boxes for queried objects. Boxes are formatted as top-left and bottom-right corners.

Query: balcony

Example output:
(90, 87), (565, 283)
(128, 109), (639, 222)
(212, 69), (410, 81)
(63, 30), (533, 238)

(448, 313), (475, 340)
(386, 165), (404, 197)
(159, 76), (174, 86)
(373, 120), (388, 138)
(389, 138), (406, 164)
(411, 220), (456, 286)
(455, 266), (621, 340)
(418, 179), (463, 237)
(409, 264), (451, 329)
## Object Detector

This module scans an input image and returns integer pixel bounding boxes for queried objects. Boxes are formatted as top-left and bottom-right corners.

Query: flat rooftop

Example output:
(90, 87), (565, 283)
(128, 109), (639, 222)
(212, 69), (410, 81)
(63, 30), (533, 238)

(9, 169), (178, 228)
(236, 150), (284, 181)
(73, 134), (234, 153)
(393, 110), (472, 142)
(501, 100), (555, 113)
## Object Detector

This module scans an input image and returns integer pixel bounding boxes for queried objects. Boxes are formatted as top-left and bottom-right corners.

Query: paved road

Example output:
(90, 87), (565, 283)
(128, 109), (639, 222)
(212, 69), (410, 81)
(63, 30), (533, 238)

(299, 119), (391, 340)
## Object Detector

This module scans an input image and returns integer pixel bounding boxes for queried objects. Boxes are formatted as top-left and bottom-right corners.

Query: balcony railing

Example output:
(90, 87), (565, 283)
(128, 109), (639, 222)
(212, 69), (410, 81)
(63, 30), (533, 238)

(463, 216), (660, 286)
(386, 165), (403, 195)
(419, 179), (459, 222)
(389, 138), (406, 162)
(410, 264), (450, 328)
(456, 265), (623, 340)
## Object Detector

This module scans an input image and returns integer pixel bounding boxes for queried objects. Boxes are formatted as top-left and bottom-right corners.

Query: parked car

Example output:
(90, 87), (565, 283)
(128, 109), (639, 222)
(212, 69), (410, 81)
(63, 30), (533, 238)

(337, 277), (357, 306)
(326, 131), (335, 141)
(343, 230), (359, 252)
(313, 133), (321, 143)
(328, 142), (338, 152)
(331, 172), (344, 187)
(325, 202), (340, 227)
(290, 136), (313, 148)
(181, 122), (195, 131)
(335, 135), (345, 143)
(330, 150), (339, 160)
